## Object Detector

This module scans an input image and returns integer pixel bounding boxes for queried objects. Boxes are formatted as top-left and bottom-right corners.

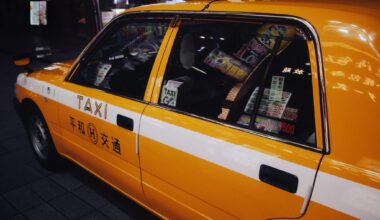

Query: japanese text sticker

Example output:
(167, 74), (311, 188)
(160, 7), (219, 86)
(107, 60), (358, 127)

(160, 80), (183, 107)
(94, 63), (112, 86)
(269, 76), (285, 102)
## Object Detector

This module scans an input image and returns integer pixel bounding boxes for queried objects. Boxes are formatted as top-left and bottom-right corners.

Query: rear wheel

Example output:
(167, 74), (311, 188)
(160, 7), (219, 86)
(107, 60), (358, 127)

(26, 106), (62, 169)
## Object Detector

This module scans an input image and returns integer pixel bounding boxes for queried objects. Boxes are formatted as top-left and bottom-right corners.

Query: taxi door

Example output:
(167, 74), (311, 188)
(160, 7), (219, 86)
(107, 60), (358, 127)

(139, 17), (326, 219)
(56, 16), (173, 204)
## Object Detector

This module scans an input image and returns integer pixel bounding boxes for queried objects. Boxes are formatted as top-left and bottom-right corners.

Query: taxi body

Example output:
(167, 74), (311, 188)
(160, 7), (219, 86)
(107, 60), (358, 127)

(14, 0), (380, 219)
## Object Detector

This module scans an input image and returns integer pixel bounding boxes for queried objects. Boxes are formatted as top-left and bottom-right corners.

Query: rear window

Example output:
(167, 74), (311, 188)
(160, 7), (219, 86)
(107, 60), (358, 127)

(159, 19), (316, 147)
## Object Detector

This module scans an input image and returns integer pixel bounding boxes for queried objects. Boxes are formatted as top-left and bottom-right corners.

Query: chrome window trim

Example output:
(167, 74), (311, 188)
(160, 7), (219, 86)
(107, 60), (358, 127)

(66, 10), (329, 154)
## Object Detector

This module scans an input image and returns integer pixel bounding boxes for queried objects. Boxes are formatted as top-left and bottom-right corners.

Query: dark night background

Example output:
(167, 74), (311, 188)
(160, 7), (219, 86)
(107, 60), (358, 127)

(0, 0), (159, 219)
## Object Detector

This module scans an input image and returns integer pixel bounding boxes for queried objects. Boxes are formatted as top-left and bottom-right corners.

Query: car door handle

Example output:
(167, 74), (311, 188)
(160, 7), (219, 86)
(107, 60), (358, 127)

(259, 164), (298, 193)
(117, 114), (134, 131)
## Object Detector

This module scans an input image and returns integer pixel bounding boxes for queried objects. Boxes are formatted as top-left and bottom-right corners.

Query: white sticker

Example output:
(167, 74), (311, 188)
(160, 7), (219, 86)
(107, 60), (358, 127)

(30, 1), (47, 26)
(255, 116), (281, 134)
(269, 76), (285, 102)
(94, 63), (112, 86)
(244, 87), (291, 119)
(109, 54), (124, 61)
(160, 80), (183, 107)
(244, 87), (273, 114)
(266, 91), (291, 118)
(266, 102), (287, 118)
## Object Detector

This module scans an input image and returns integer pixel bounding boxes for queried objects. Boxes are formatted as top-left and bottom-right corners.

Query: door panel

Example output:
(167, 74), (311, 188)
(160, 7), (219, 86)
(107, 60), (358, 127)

(56, 17), (173, 206)
(57, 82), (147, 202)
(140, 106), (321, 219)
(141, 164), (234, 219)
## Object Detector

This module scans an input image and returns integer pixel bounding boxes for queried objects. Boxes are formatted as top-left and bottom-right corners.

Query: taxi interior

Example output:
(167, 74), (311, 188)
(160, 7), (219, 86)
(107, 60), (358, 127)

(160, 20), (316, 146)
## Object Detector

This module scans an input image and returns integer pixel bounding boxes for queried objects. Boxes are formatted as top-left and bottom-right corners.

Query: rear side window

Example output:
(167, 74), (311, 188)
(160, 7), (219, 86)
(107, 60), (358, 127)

(159, 20), (316, 147)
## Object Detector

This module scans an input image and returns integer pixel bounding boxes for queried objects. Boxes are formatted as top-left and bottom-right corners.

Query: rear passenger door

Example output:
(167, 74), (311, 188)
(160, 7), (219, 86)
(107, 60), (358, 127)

(139, 17), (326, 219)
(57, 16), (172, 203)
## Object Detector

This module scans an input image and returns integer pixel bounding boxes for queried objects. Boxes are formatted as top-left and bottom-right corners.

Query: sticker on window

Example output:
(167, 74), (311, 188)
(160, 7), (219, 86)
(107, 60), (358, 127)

(255, 116), (281, 133)
(256, 24), (295, 51)
(244, 87), (292, 119)
(244, 87), (259, 114)
(94, 63), (112, 86)
(269, 76), (285, 102)
(234, 37), (270, 68)
(218, 108), (230, 120)
(225, 83), (243, 102)
(237, 114), (296, 135)
(281, 107), (298, 122)
(204, 48), (250, 81)
(160, 80), (183, 107)
(254, 116), (295, 135)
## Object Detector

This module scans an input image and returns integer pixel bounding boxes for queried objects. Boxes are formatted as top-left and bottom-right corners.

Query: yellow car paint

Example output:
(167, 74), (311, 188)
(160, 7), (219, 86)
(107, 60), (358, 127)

(15, 1), (380, 219)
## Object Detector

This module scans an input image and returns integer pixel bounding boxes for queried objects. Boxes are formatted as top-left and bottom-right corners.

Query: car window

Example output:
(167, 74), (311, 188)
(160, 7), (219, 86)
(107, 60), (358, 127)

(70, 20), (169, 100)
(159, 20), (316, 147)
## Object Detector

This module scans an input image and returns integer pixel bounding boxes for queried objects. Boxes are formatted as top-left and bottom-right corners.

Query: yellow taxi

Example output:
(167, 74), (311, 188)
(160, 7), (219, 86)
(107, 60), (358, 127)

(14, 0), (380, 219)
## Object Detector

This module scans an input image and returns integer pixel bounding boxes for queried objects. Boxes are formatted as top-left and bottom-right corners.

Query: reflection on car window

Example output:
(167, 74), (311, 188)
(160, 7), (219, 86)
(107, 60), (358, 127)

(71, 20), (169, 100)
(159, 20), (316, 147)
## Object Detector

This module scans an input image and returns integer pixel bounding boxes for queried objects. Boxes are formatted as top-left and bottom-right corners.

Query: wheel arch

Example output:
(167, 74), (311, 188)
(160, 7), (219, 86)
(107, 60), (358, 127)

(20, 98), (43, 121)
(20, 97), (64, 168)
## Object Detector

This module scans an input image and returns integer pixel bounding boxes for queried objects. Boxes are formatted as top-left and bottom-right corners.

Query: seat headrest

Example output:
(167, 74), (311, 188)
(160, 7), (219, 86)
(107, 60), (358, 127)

(180, 33), (195, 70)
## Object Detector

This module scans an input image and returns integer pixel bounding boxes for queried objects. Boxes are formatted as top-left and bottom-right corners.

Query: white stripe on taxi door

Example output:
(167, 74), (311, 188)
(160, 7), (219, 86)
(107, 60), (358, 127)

(16, 74), (380, 219)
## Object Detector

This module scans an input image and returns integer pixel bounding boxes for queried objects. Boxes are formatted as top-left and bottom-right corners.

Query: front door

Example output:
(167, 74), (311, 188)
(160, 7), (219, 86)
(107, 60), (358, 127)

(57, 16), (171, 203)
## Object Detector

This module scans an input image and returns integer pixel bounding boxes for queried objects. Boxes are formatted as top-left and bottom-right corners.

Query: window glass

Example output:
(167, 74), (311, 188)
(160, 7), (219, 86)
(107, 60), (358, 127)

(71, 20), (169, 100)
(159, 20), (316, 147)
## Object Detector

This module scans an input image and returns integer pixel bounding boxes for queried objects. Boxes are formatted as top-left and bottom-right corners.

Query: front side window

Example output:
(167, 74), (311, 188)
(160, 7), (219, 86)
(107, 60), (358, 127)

(159, 19), (316, 147)
(71, 19), (169, 100)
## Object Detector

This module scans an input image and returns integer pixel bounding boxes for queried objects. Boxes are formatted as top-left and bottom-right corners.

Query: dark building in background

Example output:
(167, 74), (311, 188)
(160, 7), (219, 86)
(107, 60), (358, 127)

(0, 0), (160, 36)
(0, 0), (30, 33)
(0, 0), (160, 57)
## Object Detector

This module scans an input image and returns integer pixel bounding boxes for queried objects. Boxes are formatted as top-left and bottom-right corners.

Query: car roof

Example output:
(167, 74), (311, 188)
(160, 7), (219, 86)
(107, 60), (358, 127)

(125, 0), (380, 56)
(127, 0), (380, 18)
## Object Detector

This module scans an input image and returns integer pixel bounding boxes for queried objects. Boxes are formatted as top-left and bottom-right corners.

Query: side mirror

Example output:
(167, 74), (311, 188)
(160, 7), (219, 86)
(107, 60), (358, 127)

(13, 53), (32, 66)
(13, 54), (33, 73)
(13, 57), (31, 67)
